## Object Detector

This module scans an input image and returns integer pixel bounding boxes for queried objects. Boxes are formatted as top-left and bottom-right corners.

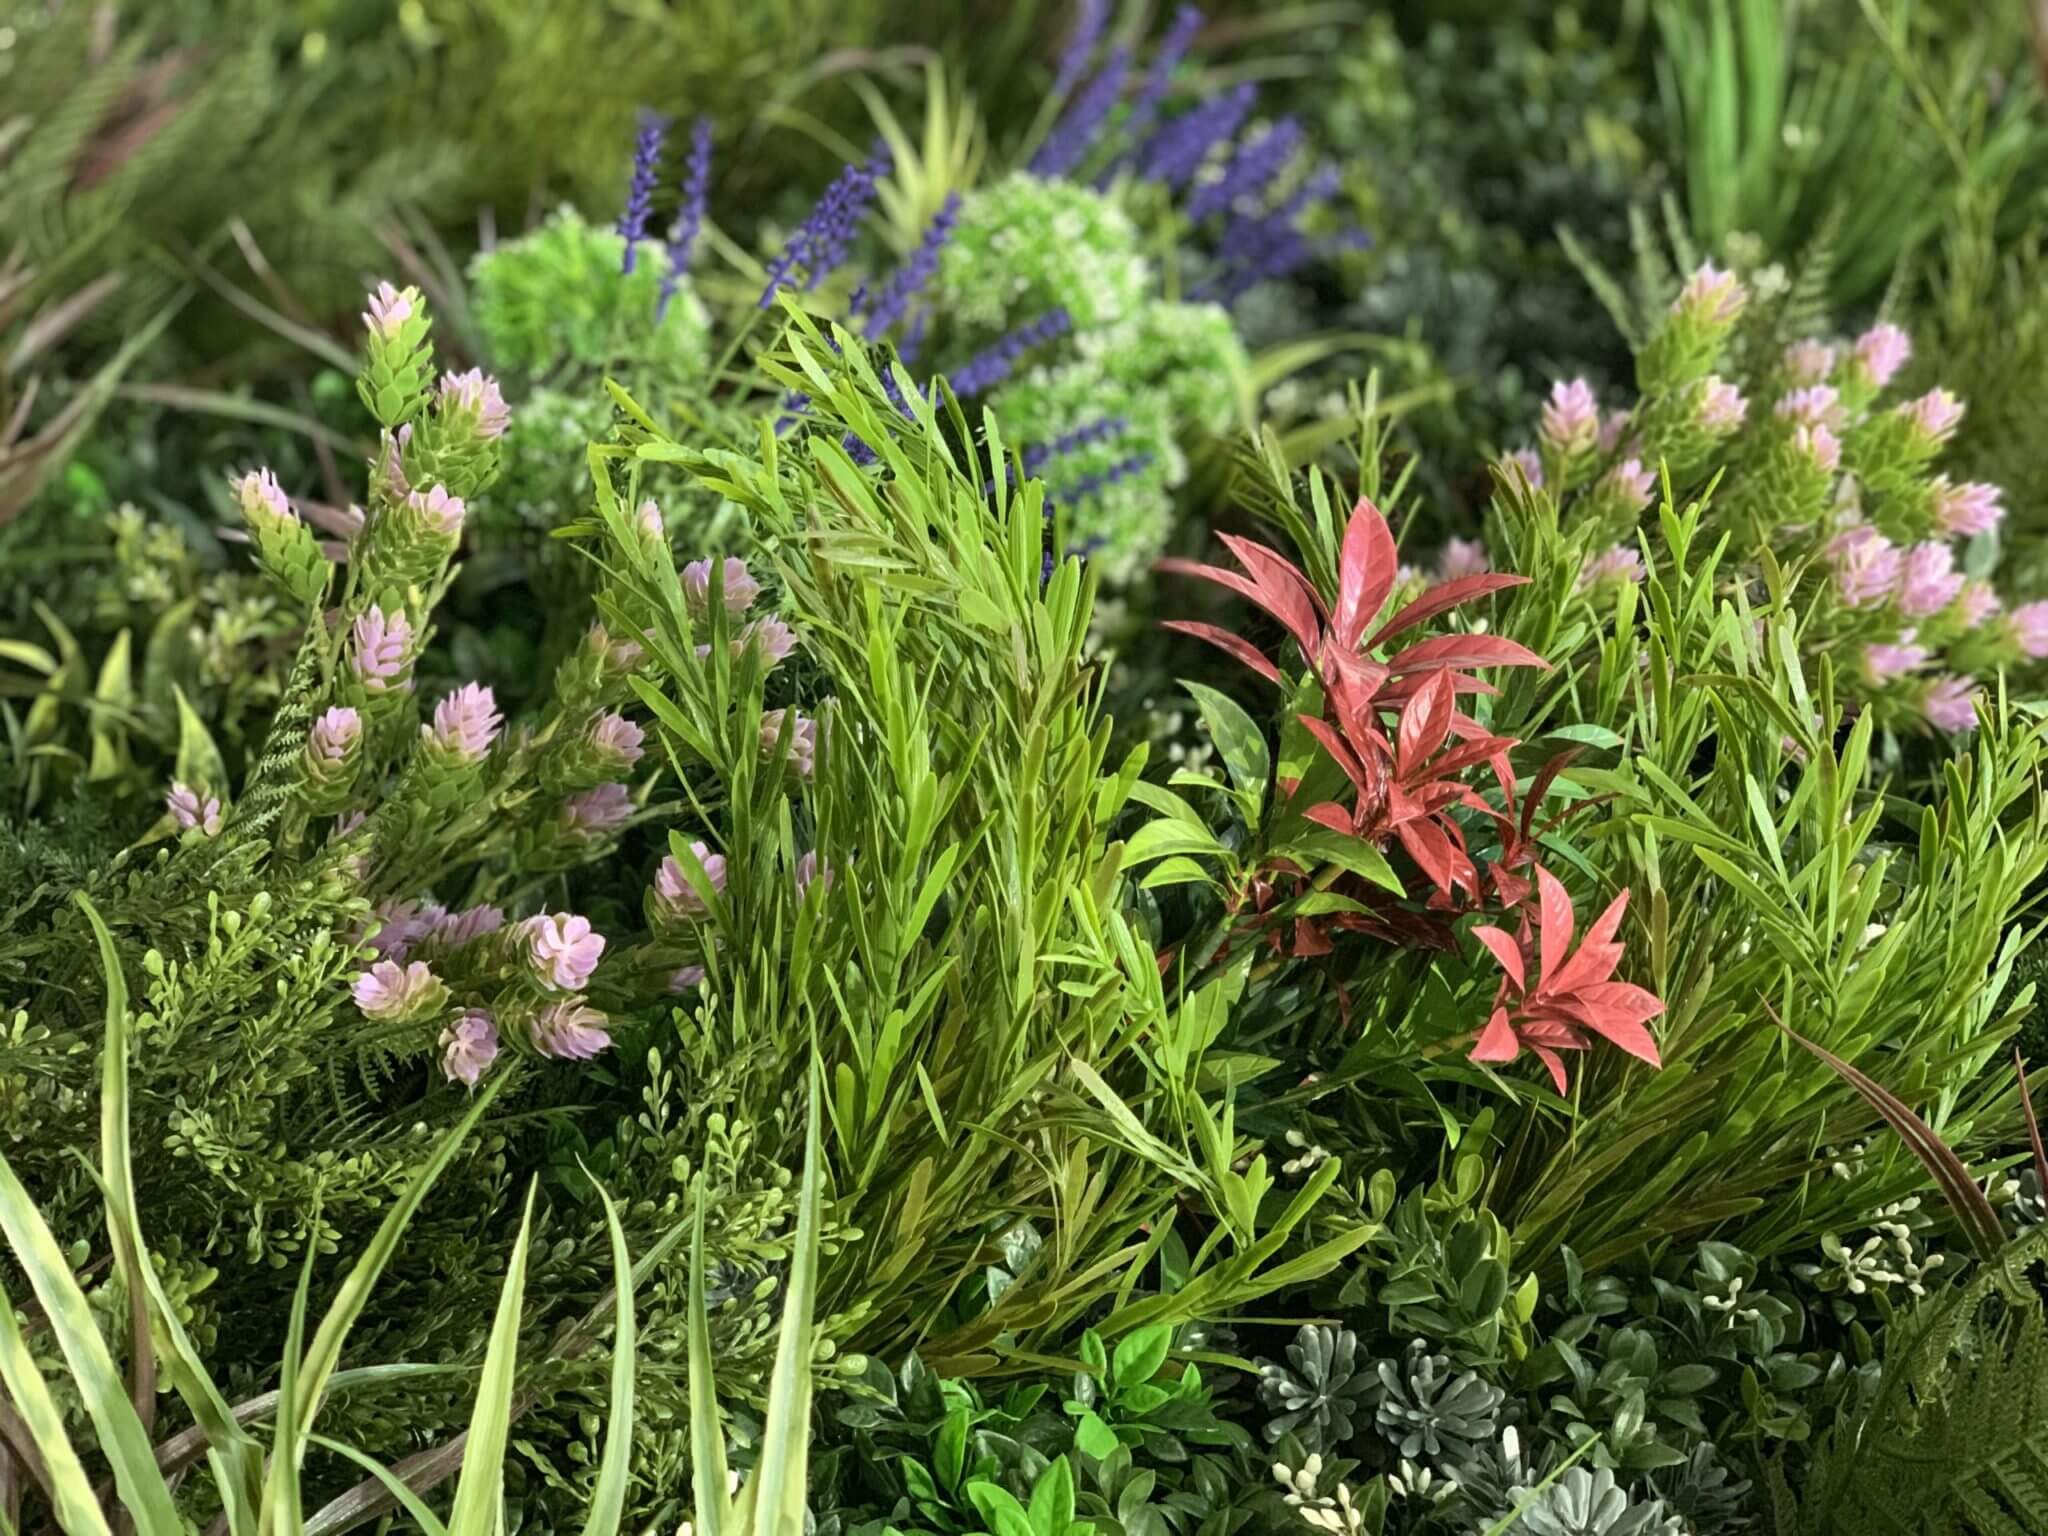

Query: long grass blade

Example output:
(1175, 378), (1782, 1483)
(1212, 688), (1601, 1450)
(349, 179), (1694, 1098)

(579, 1187), (637, 1536)
(686, 1178), (730, 1536)
(304, 1437), (448, 1536)
(0, 1287), (111, 1536)
(446, 1183), (536, 1536)
(751, 1062), (824, 1536)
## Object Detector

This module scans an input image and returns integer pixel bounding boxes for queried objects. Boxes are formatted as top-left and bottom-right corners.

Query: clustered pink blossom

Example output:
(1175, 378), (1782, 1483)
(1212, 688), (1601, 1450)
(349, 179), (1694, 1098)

(1922, 675), (1980, 733)
(1782, 340), (1836, 386)
(1437, 537), (1490, 581)
(235, 467), (293, 525)
(436, 368), (511, 440)
(1600, 458), (1656, 514)
(1500, 450), (1543, 491)
(1898, 389), (1965, 445)
(1695, 377), (1747, 434)
(561, 782), (634, 835)
(527, 913), (606, 990)
(1540, 378), (1599, 456)
(2010, 601), (2048, 660)
(1579, 545), (1645, 590)
(351, 605), (415, 692)
(166, 781), (222, 836)
(437, 904), (505, 947)
(1773, 386), (1841, 431)
(739, 616), (798, 668)
(535, 999), (612, 1060)
(656, 840), (727, 917)
(1829, 527), (1902, 609)
(440, 1010), (499, 1087)
(1930, 477), (2003, 536)
(1897, 543), (1964, 619)
(794, 849), (833, 898)
(681, 556), (762, 615)
(352, 959), (443, 1020)
(1956, 582), (2002, 630)
(1862, 639), (1929, 684)
(427, 682), (502, 763)
(589, 712), (645, 767)
(1853, 323), (1912, 389)
(308, 706), (361, 764)
(760, 708), (818, 777)
(1792, 424), (1841, 474)
(361, 281), (414, 341)
(1674, 262), (1745, 324)
(407, 484), (467, 536)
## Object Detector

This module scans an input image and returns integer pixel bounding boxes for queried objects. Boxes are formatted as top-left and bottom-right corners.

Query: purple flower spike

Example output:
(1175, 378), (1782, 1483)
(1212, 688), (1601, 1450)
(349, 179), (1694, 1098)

(590, 712), (645, 767)
(1137, 82), (1255, 189)
(562, 782), (635, 836)
(758, 144), (892, 308)
(1053, 451), (1153, 507)
(427, 682), (502, 764)
(760, 708), (818, 777)
(534, 999), (612, 1060)
(1117, 6), (1205, 159)
(1049, 0), (1109, 104)
(618, 109), (668, 274)
(657, 840), (728, 918)
(440, 1010), (499, 1087)
(166, 781), (223, 836)
(528, 913), (606, 991)
(863, 194), (960, 338)
(947, 308), (1074, 398)
(681, 556), (761, 616)
(1021, 416), (1129, 476)
(1923, 674), (1980, 733)
(1032, 46), (1132, 179)
(1186, 117), (1303, 222)
(659, 116), (715, 318)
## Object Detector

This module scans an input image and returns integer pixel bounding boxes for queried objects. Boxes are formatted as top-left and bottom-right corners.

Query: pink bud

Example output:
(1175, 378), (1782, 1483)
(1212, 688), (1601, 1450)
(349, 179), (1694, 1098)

(308, 706), (361, 763)
(527, 913), (606, 991)
(436, 904), (506, 947)
(1772, 386), (1841, 431)
(561, 782), (634, 835)
(440, 1010), (499, 1087)
(1922, 674), (1980, 733)
(760, 708), (818, 777)
(1828, 526), (1901, 609)
(1673, 262), (1745, 324)
(352, 959), (443, 1020)
(1793, 424), (1841, 474)
(1898, 389), (1964, 445)
(1499, 450), (1543, 491)
(1436, 538), (1490, 582)
(407, 484), (466, 536)
(1929, 477), (2003, 536)
(235, 467), (293, 525)
(1539, 378), (1599, 456)
(351, 605), (415, 691)
(589, 712), (646, 766)
(1695, 377), (1748, 434)
(795, 849), (834, 898)
(1955, 581), (2002, 630)
(1599, 457), (1656, 513)
(1852, 323), (1912, 389)
(1897, 542), (1964, 619)
(361, 281), (415, 341)
(165, 781), (222, 836)
(1782, 340), (1836, 386)
(534, 999), (612, 1060)
(436, 368), (511, 440)
(1578, 544), (1645, 590)
(681, 556), (762, 616)
(1861, 639), (1929, 684)
(656, 841), (727, 918)
(426, 682), (502, 763)
(2009, 601), (2048, 660)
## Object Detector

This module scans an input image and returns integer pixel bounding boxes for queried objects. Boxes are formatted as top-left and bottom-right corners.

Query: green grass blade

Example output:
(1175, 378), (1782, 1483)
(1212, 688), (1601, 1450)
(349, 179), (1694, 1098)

(266, 1242), (319, 1536)
(446, 1183), (536, 1536)
(686, 1178), (730, 1536)
(305, 1436), (448, 1536)
(579, 1186), (637, 1536)
(0, 1284), (111, 1536)
(0, 1157), (182, 1533)
(77, 894), (262, 1533)
(750, 1064), (823, 1536)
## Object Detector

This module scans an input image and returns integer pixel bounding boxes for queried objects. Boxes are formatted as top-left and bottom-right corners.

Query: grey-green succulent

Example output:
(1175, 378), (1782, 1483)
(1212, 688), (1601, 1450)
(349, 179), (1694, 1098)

(1495, 1467), (1684, 1536)
(1370, 1340), (1506, 1465)
(1256, 1324), (1374, 1451)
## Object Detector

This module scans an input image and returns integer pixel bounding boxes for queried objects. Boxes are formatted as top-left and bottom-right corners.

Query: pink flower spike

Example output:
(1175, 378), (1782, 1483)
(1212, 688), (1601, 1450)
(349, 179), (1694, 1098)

(1695, 376), (1748, 434)
(440, 1010), (499, 1087)
(534, 999), (612, 1060)
(1955, 580), (2002, 631)
(436, 368), (510, 439)
(1899, 389), (1965, 445)
(165, 781), (222, 836)
(528, 913), (606, 991)
(1437, 537), (1490, 582)
(760, 708), (818, 777)
(426, 682), (502, 764)
(1829, 526), (1902, 608)
(407, 484), (467, 536)
(681, 556), (762, 616)
(1772, 386), (1841, 430)
(1897, 543), (1965, 619)
(1783, 340), (1837, 386)
(1539, 378), (1599, 456)
(2010, 601), (2048, 660)
(1793, 424), (1841, 474)
(361, 281), (414, 341)
(352, 958), (444, 1021)
(1930, 477), (2003, 536)
(350, 605), (415, 691)
(1862, 638), (1929, 684)
(1853, 323), (1912, 388)
(308, 706), (361, 763)
(561, 782), (635, 835)
(1600, 457), (1656, 513)
(1674, 261), (1745, 324)
(656, 841), (727, 918)
(1499, 450), (1543, 491)
(1922, 674), (1981, 733)
(590, 712), (646, 766)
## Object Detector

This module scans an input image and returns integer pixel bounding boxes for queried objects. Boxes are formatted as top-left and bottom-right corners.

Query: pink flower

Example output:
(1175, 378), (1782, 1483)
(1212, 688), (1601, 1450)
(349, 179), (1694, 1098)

(795, 849), (834, 898)
(561, 782), (634, 835)
(668, 965), (707, 993)
(1578, 544), (1645, 590)
(165, 781), (222, 836)
(1783, 340), (1837, 386)
(1955, 581), (2002, 630)
(1897, 543), (1965, 618)
(1922, 674), (1980, 733)
(634, 499), (665, 540)
(436, 904), (505, 947)
(534, 999), (612, 1060)
(1898, 389), (1964, 445)
(1599, 457), (1656, 513)
(351, 959), (445, 1021)
(426, 682), (502, 763)
(590, 712), (646, 767)
(1597, 411), (1632, 456)
(1673, 262), (1745, 324)
(351, 605), (415, 692)
(739, 616), (798, 668)
(1930, 477), (2003, 536)
(378, 424), (413, 500)
(1540, 378), (1599, 456)
(1829, 527), (1902, 608)
(308, 706), (361, 764)
(587, 621), (644, 673)
(235, 467), (293, 525)
(681, 556), (762, 616)
(1437, 537), (1490, 581)
(1695, 376), (1748, 434)
(1499, 450), (1543, 491)
(440, 1010), (499, 1088)
(365, 898), (442, 961)
(1862, 638), (1929, 684)
(361, 281), (415, 341)
(1852, 323), (1912, 389)
(656, 841), (727, 917)
(760, 708), (818, 777)
(406, 484), (466, 536)
(528, 913), (606, 991)
(436, 368), (510, 439)
(1773, 386), (1842, 430)
(2009, 601), (2048, 660)
(1793, 424), (1841, 474)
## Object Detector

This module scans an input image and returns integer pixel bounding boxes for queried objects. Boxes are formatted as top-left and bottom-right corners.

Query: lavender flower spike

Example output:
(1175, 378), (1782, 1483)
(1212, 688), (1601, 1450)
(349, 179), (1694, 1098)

(947, 308), (1075, 398)
(758, 143), (892, 308)
(1138, 83), (1255, 189)
(862, 193), (960, 339)
(1049, 0), (1109, 103)
(1117, 6), (1205, 158)
(1021, 416), (1129, 476)
(1053, 451), (1154, 507)
(659, 116), (715, 318)
(1186, 117), (1303, 222)
(618, 109), (667, 274)
(1031, 46), (1132, 179)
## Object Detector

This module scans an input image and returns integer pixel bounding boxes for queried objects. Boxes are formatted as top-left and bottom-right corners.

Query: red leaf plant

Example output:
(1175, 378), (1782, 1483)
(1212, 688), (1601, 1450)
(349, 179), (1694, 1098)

(1469, 867), (1665, 1093)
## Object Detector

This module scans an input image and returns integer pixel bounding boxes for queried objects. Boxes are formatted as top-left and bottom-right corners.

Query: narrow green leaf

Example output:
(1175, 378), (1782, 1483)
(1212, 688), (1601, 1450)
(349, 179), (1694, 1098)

(580, 1187), (638, 1536)
(447, 1184), (537, 1535)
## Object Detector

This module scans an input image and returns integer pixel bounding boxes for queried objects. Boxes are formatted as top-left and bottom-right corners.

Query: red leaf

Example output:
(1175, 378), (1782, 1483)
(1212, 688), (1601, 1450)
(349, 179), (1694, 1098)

(1550, 890), (1630, 994)
(1570, 995), (1663, 1066)
(1387, 632), (1551, 675)
(1159, 620), (1284, 684)
(1396, 817), (1456, 896)
(1521, 748), (1582, 843)
(1574, 980), (1666, 1029)
(1303, 800), (1357, 834)
(1535, 866), (1575, 988)
(1333, 497), (1398, 649)
(1293, 918), (1334, 956)
(1395, 670), (1455, 778)
(1380, 672), (1502, 701)
(1531, 1044), (1572, 1095)
(1215, 534), (1326, 658)
(1470, 1006), (1521, 1063)
(1369, 573), (1530, 649)
(1298, 713), (1371, 793)
(1471, 924), (1526, 991)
